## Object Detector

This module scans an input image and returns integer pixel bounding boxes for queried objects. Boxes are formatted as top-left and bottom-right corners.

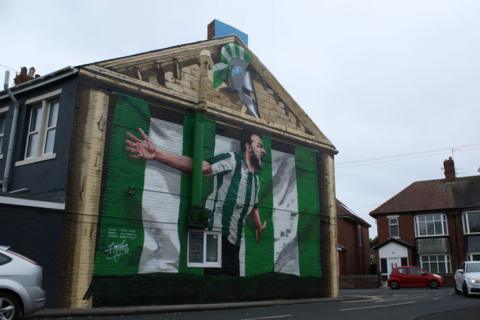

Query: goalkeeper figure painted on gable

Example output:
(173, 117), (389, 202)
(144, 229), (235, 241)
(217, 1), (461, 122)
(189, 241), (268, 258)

(125, 128), (267, 276)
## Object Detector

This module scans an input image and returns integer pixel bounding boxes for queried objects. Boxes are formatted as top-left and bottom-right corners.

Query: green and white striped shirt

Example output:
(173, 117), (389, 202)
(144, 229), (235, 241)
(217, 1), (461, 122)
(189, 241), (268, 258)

(206, 152), (260, 246)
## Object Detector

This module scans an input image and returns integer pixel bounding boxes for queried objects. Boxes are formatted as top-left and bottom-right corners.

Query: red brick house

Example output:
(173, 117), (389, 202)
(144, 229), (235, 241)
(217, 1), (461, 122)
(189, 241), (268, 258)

(370, 158), (480, 278)
(337, 200), (371, 275)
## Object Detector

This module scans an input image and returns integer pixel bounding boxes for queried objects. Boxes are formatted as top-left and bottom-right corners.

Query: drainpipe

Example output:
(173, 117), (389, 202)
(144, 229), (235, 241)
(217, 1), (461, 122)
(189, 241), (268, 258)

(2, 71), (19, 193)
(191, 111), (205, 209)
(188, 50), (214, 227)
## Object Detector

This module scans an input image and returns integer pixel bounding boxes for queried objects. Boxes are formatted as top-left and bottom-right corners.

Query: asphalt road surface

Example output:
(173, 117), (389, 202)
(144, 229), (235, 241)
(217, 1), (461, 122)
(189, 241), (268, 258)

(31, 288), (480, 320)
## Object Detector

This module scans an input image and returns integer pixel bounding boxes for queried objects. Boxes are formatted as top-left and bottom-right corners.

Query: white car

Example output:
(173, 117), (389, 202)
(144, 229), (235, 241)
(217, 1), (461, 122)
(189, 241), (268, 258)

(0, 246), (46, 319)
(454, 261), (480, 297)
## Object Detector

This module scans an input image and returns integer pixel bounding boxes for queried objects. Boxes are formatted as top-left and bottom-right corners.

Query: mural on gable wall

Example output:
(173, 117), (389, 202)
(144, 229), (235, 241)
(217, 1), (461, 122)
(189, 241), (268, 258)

(213, 43), (260, 118)
(92, 92), (321, 279)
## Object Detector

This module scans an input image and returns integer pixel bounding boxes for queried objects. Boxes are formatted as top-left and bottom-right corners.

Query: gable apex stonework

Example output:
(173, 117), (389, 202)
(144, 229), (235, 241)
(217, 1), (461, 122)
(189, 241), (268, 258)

(81, 36), (335, 152)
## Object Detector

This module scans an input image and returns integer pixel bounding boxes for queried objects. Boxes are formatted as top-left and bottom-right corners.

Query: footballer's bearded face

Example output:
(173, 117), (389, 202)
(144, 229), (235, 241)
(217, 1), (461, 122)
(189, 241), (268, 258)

(248, 134), (266, 170)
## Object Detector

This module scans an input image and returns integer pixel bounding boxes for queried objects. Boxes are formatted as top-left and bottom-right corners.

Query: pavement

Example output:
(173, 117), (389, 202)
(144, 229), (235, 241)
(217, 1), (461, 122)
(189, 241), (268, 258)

(28, 296), (368, 318)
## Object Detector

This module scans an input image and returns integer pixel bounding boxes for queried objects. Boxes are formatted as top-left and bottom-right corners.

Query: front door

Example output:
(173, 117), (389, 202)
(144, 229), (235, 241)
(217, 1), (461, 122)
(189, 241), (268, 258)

(387, 257), (401, 276)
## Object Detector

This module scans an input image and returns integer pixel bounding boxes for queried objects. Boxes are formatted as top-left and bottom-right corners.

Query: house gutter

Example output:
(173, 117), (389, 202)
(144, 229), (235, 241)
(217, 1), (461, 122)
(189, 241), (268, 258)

(2, 71), (19, 192)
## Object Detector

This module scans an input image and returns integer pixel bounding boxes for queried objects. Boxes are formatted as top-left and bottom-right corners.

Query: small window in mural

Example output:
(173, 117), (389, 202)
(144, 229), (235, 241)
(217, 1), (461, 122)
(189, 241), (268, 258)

(187, 230), (221, 267)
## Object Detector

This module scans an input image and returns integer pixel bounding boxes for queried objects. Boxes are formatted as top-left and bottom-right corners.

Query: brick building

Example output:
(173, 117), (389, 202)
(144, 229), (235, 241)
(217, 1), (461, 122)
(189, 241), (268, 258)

(336, 200), (370, 275)
(0, 23), (339, 309)
(371, 158), (480, 279)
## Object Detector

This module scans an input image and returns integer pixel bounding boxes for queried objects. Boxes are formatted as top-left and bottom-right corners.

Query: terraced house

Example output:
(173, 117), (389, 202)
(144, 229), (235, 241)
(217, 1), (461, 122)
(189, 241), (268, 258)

(0, 21), (339, 309)
(371, 157), (480, 281)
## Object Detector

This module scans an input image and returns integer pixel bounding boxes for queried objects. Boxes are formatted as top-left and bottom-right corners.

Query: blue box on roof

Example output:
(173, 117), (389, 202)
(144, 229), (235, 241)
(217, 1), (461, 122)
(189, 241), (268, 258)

(208, 19), (248, 45)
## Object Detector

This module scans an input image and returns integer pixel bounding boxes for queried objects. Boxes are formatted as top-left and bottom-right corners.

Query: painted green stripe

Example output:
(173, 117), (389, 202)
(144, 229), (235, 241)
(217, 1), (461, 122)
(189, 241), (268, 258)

(93, 93), (150, 276)
(235, 44), (241, 59)
(202, 118), (216, 229)
(221, 153), (242, 237)
(245, 136), (274, 276)
(295, 146), (321, 277)
(178, 114), (215, 274)
(235, 173), (253, 246)
(178, 113), (195, 274)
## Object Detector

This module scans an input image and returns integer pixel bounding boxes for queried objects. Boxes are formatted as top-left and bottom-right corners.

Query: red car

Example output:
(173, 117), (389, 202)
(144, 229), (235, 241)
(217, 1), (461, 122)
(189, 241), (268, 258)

(388, 266), (445, 289)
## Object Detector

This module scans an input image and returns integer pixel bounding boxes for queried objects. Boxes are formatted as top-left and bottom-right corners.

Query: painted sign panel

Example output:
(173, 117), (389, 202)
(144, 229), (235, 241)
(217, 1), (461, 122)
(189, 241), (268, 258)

(93, 93), (321, 278)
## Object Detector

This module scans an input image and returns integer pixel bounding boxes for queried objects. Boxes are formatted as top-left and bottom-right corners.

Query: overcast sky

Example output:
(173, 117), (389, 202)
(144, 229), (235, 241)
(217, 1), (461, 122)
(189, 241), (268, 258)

(2, 0), (480, 237)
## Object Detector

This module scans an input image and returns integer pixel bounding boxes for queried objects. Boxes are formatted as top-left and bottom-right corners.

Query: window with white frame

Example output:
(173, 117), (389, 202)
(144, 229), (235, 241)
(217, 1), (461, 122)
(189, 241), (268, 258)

(388, 216), (399, 238)
(415, 213), (448, 237)
(420, 254), (451, 274)
(468, 253), (480, 261)
(17, 89), (61, 165)
(0, 107), (7, 158)
(187, 230), (221, 267)
(463, 210), (480, 234)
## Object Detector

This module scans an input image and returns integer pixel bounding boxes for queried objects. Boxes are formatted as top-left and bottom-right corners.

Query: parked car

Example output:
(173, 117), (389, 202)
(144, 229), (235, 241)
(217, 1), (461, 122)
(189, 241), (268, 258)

(388, 266), (445, 289)
(0, 246), (46, 319)
(454, 261), (480, 297)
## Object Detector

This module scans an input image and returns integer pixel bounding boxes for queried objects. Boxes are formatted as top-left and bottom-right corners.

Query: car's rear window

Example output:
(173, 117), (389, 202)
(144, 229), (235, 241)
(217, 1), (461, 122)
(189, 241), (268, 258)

(0, 253), (12, 265)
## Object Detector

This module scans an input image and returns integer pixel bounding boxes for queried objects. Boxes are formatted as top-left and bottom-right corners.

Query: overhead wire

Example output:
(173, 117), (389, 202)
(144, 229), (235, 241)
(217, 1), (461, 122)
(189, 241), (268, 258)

(336, 143), (480, 168)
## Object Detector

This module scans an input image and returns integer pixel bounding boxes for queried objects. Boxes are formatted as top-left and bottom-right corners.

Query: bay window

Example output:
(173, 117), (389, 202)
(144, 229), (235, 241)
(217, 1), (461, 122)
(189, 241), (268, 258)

(415, 213), (448, 237)
(463, 210), (480, 234)
(420, 254), (451, 274)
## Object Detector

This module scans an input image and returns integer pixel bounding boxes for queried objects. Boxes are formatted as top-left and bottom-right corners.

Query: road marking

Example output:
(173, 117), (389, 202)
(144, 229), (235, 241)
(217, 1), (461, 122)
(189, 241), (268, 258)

(340, 301), (415, 311)
(239, 315), (292, 320)
(341, 295), (383, 303)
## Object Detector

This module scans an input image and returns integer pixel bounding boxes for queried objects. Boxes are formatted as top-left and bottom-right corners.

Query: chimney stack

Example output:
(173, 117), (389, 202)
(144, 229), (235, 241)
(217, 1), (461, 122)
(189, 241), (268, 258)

(443, 157), (456, 182)
(14, 66), (37, 85)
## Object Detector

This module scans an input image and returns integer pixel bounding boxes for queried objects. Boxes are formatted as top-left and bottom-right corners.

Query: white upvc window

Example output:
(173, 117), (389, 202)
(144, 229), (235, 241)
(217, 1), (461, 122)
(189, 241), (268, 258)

(415, 213), (448, 237)
(462, 210), (480, 235)
(187, 230), (221, 268)
(0, 106), (8, 159)
(15, 89), (61, 166)
(388, 215), (399, 238)
(468, 253), (480, 261)
(420, 254), (451, 274)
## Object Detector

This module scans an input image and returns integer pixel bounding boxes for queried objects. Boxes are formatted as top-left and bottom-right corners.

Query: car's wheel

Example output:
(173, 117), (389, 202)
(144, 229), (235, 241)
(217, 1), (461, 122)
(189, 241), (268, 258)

(462, 281), (470, 297)
(429, 280), (439, 289)
(0, 292), (22, 320)
(390, 281), (400, 290)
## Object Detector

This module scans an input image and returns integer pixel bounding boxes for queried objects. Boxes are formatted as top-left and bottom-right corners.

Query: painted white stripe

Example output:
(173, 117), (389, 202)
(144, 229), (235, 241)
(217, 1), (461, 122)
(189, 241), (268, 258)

(0, 195), (65, 210)
(340, 301), (415, 311)
(139, 118), (183, 273)
(272, 150), (300, 276)
(240, 315), (292, 320)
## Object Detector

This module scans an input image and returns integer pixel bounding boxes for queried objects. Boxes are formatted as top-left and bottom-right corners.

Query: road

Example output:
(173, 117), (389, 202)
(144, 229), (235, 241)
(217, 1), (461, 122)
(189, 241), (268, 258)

(31, 288), (480, 320)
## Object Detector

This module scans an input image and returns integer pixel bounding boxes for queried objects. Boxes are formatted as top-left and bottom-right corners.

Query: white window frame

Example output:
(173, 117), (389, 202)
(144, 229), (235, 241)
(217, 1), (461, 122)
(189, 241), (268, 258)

(462, 210), (480, 235)
(15, 89), (61, 166)
(388, 215), (399, 238)
(467, 253), (480, 261)
(420, 254), (451, 274)
(187, 230), (222, 268)
(414, 213), (448, 237)
(0, 106), (8, 159)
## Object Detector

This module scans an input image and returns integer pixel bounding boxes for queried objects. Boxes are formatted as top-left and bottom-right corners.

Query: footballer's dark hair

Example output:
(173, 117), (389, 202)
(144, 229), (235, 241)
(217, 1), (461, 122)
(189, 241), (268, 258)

(240, 130), (262, 151)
